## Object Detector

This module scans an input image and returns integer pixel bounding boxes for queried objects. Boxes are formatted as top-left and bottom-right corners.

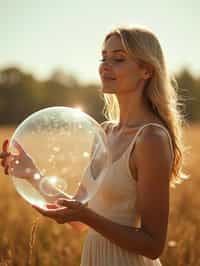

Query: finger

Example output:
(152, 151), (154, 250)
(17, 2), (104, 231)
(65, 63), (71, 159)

(32, 205), (61, 218)
(56, 198), (83, 209)
(1, 155), (10, 168)
(46, 203), (60, 209)
(46, 204), (67, 211)
(2, 139), (9, 152)
(13, 140), (25, 155)
(1, 159), (8, 168)
(32, 205), (49, 217)
(0, 151), (10, 159)
(1, 159), (5, 167)
(4, 165), (9, 175)
(3, 154), (14, 167)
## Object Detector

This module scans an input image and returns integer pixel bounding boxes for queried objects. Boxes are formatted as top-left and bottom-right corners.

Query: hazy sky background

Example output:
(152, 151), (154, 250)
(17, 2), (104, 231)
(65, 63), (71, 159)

(0, 0), (199, 83)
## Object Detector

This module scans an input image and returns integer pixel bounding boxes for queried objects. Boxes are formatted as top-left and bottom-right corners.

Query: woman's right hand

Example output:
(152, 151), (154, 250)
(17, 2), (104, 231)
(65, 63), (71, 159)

(0, 139), (40, 180)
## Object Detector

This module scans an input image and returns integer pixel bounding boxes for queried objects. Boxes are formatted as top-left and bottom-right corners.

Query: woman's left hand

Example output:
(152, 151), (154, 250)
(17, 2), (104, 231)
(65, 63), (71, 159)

(32, 198), (88, 225)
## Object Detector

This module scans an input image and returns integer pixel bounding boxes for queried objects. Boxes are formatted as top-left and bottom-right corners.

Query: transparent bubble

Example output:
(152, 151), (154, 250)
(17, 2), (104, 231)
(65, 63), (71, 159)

(9, 106), (111, 209)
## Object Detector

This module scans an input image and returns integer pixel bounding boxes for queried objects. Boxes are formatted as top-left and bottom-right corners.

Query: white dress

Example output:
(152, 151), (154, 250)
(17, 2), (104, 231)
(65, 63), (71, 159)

(80, 122), (174, 266)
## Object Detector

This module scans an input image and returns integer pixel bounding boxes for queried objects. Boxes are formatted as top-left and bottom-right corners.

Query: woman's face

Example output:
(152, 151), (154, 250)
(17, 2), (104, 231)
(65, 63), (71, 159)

(99, 34), (148, 94)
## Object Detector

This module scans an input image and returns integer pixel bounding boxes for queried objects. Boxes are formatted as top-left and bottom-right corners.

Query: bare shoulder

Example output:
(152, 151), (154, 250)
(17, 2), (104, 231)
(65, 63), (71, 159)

(135, 124), (173, 165)
(131, 122), (172, 183)
(137, 124), (171, 143)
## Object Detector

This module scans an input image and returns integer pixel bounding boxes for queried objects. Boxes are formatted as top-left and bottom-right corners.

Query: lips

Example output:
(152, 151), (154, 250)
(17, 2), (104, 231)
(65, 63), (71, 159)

(102, 76), (116, 81)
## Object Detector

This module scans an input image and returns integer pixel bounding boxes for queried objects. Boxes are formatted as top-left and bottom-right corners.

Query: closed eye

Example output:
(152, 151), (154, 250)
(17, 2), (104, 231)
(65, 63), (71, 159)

(99, 58), (125, 63)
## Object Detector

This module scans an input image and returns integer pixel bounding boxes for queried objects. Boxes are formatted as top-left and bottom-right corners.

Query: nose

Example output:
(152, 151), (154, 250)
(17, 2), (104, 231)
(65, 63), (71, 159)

(100, 59), (113, 73)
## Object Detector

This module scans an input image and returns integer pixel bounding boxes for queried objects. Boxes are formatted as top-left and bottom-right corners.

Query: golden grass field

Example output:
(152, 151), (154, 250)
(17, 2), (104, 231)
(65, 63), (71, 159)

(0, 124), (199, 266)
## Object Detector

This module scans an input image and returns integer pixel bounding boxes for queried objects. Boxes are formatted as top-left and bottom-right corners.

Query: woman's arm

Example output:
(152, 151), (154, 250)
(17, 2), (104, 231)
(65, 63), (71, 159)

(81, 127), (173, 259)
(82, 208), (158, 259)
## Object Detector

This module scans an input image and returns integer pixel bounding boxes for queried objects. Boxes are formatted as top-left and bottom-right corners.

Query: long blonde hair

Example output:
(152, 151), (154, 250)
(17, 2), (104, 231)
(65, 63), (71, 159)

(102, 25), (189, 188)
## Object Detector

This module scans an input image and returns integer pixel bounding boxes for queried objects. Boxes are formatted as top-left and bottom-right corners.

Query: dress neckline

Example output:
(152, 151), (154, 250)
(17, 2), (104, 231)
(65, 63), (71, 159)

(107, 121), (169, 165)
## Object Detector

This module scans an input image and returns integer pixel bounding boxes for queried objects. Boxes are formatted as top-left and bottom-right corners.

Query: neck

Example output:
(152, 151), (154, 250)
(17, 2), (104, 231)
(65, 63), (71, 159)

(116, 91), (156, 129)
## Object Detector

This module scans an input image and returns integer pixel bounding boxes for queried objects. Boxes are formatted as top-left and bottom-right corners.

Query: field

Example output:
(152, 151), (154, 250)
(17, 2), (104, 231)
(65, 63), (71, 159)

(0, 124), (199, 266)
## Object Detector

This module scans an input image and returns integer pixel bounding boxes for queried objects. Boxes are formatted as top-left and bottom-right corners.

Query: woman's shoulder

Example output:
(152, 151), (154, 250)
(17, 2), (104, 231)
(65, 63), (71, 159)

(134, 122), (174, 162)
(136, 122), (171, 143)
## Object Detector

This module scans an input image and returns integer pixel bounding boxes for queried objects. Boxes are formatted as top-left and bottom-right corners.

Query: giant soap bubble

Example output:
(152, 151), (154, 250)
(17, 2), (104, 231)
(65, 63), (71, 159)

(8, 106), (111, 209)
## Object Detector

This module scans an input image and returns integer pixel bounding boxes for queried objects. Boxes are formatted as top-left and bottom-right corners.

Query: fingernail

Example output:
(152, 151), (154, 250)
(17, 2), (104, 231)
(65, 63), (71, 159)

(2, 140), (8, 151)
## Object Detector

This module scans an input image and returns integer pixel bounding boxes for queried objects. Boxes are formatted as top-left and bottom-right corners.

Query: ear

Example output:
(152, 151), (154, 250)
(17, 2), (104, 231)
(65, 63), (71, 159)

(143, 65), (154, 80)
(137, 60), (154, 80)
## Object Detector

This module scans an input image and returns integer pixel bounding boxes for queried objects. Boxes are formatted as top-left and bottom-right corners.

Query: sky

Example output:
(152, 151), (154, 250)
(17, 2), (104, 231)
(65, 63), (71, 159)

(0, 0), (200, 84)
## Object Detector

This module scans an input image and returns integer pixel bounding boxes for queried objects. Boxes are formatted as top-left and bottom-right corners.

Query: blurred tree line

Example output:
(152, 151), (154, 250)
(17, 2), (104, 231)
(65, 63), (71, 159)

(0, 67), (105, 125)
(0, 66), (199, 125)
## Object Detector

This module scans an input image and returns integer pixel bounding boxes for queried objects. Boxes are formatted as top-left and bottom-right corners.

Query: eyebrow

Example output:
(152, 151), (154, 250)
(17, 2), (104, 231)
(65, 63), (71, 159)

(102, 49), (126, 54)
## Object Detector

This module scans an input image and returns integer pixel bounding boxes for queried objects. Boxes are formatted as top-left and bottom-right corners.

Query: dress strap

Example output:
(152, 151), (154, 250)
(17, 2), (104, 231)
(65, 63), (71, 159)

(100, 121), (112, 134)
(125, 122), (175, 174)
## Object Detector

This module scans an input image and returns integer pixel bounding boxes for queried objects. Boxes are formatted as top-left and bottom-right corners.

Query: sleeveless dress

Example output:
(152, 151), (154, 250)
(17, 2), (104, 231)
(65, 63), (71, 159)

(80, 122), (174, 266)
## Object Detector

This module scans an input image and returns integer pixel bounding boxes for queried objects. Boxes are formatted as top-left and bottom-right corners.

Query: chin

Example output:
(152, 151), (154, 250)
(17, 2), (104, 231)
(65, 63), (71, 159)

(103, 90), (115, 94)
(101, 85), (116, 94)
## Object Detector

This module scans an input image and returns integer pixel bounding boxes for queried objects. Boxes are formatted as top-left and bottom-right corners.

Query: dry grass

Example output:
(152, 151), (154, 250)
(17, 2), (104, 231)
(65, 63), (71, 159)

(0, 124), (199, 265)
(161, 123), (200, 266)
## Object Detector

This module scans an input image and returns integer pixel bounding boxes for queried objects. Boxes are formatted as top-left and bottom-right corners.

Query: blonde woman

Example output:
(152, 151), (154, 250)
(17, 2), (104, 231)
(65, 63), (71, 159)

(0, 25), (187, 265)
(80, 25), (187, 265)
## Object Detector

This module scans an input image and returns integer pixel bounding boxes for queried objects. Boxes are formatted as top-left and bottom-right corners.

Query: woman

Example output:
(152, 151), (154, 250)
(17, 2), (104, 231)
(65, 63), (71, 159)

(0, 25), (188, 265)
